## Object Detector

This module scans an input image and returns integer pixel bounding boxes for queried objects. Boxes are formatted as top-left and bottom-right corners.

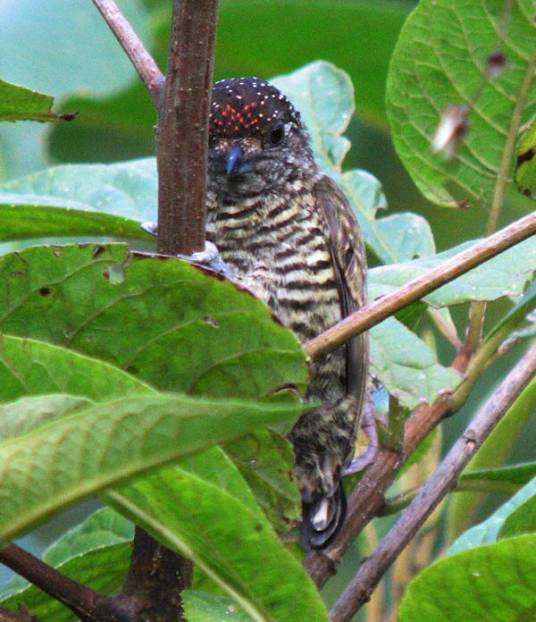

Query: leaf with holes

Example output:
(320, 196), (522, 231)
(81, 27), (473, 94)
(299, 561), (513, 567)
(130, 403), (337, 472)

(387, 0), (536, 207)
(0, 243), (308, 398)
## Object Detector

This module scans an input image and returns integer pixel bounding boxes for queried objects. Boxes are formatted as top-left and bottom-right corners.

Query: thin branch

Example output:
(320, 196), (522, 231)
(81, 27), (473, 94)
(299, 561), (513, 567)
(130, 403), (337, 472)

(91, 0), (164, 106)
(427, 307), (463, 351)
(156, 0), (219, 255)
(330, 342), (536, 622)
(305, 211), (536, 360)
(0, 545), (122, 622)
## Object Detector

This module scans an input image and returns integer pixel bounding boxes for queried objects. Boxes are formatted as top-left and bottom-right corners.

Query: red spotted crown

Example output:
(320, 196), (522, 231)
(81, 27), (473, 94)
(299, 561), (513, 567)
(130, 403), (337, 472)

(209, 78), (302, 139)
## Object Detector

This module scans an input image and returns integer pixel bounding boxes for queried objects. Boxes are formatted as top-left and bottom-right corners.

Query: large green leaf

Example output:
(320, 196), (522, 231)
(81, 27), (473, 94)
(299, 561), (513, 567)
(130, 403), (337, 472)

(448, 476), (536, 555)
(0, 335), (154, 404)
(516, 118), (536, 199)
(369, 238), (536, 307)
(0, 79), (69, 123)
(387, 0), (536, 207)
(499, 494), (536, 539)
(0, 392), (306, 545)
(0, 244), (308, 397)
(460, 463), (536, 489)
(273, 61), (435, 264)
(0, 201), (152, 242)
(107, 460), (329, 622)
(399, 534), (536, 622)
(370, 317), (461, 408)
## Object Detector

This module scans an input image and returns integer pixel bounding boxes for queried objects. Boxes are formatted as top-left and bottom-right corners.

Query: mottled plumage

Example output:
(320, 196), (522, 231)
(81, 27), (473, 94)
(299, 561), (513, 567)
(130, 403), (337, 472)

(207, 78), (368, 549)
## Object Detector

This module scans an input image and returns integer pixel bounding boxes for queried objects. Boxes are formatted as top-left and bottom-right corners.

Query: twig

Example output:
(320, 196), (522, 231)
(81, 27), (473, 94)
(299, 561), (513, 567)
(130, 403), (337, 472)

(329, 342), (536, 621)
(156, 0), (219, 255)
(91, 0), (164, 106)
(0, 544), (126, 622)
(305, 211), (536, 360)
(427, 307), (463, 351)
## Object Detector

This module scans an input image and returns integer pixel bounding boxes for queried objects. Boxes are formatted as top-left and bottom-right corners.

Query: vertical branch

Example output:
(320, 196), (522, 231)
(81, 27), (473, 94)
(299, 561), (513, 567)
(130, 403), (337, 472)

(156, 0), (219, 255)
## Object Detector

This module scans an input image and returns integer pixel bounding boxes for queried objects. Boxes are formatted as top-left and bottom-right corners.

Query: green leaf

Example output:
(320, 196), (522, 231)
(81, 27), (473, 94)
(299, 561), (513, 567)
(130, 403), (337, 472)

(448, 476), (536, 555)
(370, 317), (461, 409)
(107, 461), (329, 622)
(0, 392), (306, 545)
(0, 244), (308, 397)
(515, 118), (536, 199)
(273, 61), (435, 264)
(0, 79), (69, 123)
(387, 0), (536, 207)
(400, 534), (536, 622)
(225, 430), (301, 532)
(369, 237), (536, 307)
(183, 591), (252, 622)
(0, 159), (158, 224)
(0, 335), (154, 404)
(499, 494), (536, 539)
(460, 463), (536, 489)
(0, 200), (152, 242)
(486, 278), (536, 342)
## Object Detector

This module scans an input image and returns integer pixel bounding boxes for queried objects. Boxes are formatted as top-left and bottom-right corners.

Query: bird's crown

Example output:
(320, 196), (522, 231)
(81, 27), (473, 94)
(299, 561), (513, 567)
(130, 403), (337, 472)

(209, 77), (302, 139)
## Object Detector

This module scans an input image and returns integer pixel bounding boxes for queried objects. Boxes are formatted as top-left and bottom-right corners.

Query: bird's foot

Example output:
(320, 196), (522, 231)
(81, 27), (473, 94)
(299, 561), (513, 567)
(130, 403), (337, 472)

(140, 222), (234, 279)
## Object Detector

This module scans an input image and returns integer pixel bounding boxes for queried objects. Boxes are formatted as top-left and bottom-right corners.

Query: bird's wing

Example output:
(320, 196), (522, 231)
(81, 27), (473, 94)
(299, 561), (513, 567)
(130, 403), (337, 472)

(313, 174), (368, 403)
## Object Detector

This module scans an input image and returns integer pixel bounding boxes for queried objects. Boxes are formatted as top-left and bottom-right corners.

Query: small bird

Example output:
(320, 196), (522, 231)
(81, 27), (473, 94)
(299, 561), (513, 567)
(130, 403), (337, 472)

(145, 78), (369, 549)
(204, 77), (369, 550)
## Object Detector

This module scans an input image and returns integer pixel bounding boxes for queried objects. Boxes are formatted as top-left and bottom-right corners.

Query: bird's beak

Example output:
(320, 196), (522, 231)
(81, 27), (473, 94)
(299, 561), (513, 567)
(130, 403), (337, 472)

(226, 143), (244, 176)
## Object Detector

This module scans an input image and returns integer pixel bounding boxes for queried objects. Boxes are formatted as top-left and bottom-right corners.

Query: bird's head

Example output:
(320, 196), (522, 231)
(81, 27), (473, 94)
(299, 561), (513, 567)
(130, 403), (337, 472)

(208, 78), (315, 200)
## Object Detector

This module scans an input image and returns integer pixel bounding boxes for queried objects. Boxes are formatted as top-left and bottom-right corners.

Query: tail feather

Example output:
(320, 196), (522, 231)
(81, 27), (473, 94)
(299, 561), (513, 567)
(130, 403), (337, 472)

(300, 481), (347, 551)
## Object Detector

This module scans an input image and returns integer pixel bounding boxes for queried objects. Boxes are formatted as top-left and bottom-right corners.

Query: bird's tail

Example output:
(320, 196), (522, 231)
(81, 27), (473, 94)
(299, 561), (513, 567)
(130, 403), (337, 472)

(299, 480), (347, 551)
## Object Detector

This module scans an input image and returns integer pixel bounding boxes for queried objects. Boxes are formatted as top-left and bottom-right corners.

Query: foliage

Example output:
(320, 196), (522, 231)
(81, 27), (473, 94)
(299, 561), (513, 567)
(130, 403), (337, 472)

(0, 1), (534, 621)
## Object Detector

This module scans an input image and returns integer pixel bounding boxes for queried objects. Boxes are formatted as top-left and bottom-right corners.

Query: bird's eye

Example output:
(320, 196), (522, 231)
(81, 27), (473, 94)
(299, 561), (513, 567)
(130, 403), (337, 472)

(269, 123), (285, 146)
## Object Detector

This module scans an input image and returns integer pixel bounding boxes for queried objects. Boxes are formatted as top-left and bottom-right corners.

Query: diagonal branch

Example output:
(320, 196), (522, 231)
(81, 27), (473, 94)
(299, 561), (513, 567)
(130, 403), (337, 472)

(330, 342), (536, 622)
(91, 0), (164, 106)
(305, 211), (536, 360)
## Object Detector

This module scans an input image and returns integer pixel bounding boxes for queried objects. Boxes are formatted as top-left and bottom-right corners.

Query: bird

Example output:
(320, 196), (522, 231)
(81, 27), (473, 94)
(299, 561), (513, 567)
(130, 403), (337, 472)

(147, 77), (369, 550)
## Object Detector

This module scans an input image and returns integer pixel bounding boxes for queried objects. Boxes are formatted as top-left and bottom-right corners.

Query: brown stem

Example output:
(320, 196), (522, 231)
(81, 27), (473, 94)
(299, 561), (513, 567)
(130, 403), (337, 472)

(305, 211), (536, 360)
(329, 342), (536, 622)
(305, 351), (468, 587)
(156, 0), (219, 255)
(0, 545), (123, 622)
(91, 0), (164, 106)
(111, 527), (193, 622)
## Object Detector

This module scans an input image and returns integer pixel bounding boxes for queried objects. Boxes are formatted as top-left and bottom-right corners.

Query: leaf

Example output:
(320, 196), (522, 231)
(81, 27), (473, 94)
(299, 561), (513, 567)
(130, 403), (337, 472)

(499, 495), (536, 539)
(387, 0), (536, 208)
(516, 118), (536, 199)
(0, 335), (154, 404)
(107, 462), (329, 622)
(0, 159), (158, 224)
(225, 430), (301, 532)
(370, 317), (461, 409)
(183, 591), (252, 622)
(399, 534), (536, 622)
(486, 278), (536, 342)
(369, 237), (536, 307)
(0, 392), (307, 545)
(0, 200), (152, 242)
(448, 476), (536, 555)
(0, 244), (308, 397)
(460, 463), (536, 489)
(273, 61), (435, 264)
(0, 79), (70, 123)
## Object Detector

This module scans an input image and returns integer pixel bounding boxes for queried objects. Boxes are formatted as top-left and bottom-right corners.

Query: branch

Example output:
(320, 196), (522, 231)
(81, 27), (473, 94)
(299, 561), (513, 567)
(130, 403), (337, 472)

(330, 342), (536, 622)
(0, 544), (124, 622)
(305, 211), (536, 360)
(116, 527), (193, 622)
(156, 0), (219, 255)
(91, 0), (164, 106)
